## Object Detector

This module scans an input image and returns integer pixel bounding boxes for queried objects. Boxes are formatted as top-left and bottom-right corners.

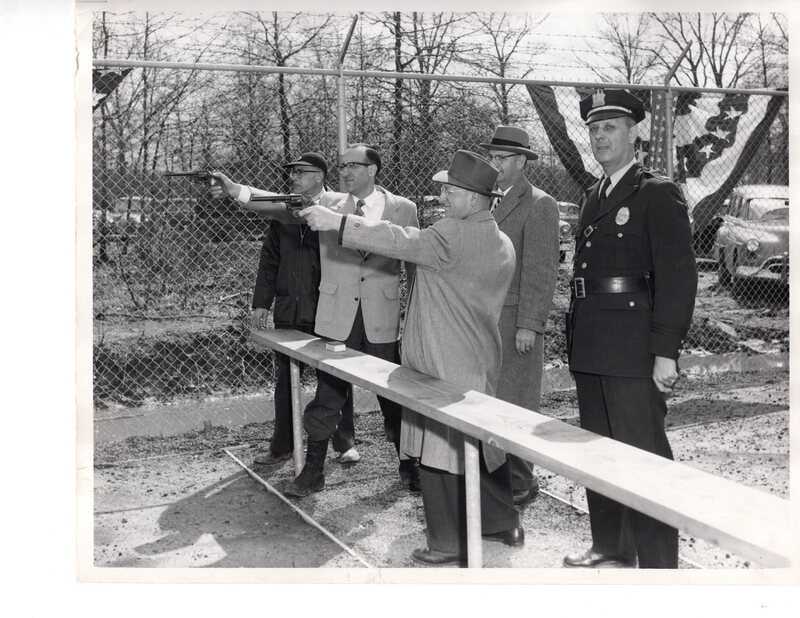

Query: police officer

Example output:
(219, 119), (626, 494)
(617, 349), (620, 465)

(563, 89), (697, 569)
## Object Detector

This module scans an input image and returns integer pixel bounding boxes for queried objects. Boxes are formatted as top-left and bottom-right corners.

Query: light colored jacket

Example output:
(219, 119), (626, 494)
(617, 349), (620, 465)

(315, 188), (418, 343)
(341, 210), (515, 473)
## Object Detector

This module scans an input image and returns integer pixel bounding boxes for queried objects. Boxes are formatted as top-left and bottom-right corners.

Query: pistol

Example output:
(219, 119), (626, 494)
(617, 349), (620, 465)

(163, 170), (212, 184)
(250, 194), (306, 214)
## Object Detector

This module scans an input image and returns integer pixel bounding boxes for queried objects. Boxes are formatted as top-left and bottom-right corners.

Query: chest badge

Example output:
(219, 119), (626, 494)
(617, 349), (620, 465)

(615, 206), (630, 226)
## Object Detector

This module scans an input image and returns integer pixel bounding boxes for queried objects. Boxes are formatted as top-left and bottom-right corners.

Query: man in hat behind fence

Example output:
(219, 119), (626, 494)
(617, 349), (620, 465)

(564, 89), (697, 569)
(480, 126), (560, 508)
(301, 150), (522, 566)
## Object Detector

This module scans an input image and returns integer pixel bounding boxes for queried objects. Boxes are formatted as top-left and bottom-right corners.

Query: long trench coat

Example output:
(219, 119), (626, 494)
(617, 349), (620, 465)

(340, 209), (515, 474)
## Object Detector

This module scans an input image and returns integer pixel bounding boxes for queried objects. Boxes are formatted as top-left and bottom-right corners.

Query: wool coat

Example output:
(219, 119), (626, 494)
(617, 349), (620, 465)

(340, 210), (515, 474)
(493, 177), (560, 411)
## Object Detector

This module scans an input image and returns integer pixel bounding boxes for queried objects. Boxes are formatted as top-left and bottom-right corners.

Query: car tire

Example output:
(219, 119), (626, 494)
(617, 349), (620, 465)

(559, 250), (566, 263)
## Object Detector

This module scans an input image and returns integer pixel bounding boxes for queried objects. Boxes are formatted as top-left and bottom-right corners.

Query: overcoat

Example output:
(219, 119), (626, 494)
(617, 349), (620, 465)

(493, 177), (560, 410)
(340, 210), (515, 474)
(568, 164), (697, 377)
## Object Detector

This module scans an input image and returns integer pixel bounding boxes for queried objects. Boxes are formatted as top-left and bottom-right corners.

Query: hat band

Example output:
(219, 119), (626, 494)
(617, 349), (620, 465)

(588, 105), (633, 116)
(488, 137), (529, 149)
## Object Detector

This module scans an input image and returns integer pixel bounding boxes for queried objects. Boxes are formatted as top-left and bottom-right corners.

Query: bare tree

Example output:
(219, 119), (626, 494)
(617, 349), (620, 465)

(462, 13), (548, 123)
(647, 13), (757, 88)
(578, 13), (663, 84)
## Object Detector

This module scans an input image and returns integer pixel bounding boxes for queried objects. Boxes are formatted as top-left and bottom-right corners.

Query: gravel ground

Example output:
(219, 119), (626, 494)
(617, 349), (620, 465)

(93, 366), (790, 575)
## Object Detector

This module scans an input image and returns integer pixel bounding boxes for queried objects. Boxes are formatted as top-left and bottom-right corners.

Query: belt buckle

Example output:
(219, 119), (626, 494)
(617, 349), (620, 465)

(573, 277), (586, 298)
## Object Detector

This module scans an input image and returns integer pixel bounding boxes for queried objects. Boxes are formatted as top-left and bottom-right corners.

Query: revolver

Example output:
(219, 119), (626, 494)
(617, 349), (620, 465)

(250, 193), (307, 215)
(163, 170), (213, 184)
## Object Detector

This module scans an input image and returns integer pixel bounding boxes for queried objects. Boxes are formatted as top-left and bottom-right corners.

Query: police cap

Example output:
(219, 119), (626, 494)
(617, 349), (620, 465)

(579, 89), (645, 125)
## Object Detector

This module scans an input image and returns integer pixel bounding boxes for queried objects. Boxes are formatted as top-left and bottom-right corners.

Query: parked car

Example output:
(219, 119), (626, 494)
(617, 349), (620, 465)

(713, 184), (789, 288)
(557, 201), (580, 234)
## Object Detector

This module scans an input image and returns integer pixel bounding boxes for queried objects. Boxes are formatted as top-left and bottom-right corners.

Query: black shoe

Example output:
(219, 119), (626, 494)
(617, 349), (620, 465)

(482, 526), (525, 548)
(563, 548), (636, 568)
(285, 439), (328, 498)
(411, 547), (466, 567)
(513, 485), (539, 507)
(253, 451), (292, 466)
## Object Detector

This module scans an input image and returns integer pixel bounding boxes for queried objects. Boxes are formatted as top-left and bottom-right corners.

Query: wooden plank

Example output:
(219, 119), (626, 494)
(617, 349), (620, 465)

(251, 329), (792, 568)
(464, 435), (482, 568)
(290, 358), (304, 475)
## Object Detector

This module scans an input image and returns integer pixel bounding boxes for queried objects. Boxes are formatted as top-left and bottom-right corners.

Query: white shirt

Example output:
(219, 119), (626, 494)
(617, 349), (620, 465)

(354, 189), (385, 221)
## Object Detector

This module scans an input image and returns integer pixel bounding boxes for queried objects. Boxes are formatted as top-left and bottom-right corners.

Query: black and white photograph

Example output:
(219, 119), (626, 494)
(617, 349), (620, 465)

(5, 0), (799, 611)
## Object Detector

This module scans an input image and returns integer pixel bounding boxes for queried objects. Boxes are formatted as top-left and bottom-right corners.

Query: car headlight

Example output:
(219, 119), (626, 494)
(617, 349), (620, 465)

(745, 239), (760, 253)
(560, 223), (571, 238)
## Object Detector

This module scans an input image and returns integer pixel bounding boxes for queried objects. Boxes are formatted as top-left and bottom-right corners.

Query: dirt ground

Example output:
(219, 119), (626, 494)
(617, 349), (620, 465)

(93, 366), (789, 574)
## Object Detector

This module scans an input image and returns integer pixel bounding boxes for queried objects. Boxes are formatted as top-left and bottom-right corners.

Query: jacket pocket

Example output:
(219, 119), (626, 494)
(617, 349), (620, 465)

(272, 296), (296, 326)
(316, 281), (338, 323)
(382, 286), (399, 300)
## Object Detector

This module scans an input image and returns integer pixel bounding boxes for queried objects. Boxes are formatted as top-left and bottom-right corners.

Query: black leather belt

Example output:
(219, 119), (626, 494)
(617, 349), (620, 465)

(571, 276), (650, 298)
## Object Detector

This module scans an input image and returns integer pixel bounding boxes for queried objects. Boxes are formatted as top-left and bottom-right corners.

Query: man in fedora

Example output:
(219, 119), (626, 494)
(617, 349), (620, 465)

(564, 89), (696, 568)
(480, 126), (560, 508)
(301, 150), (521, 566)
(209, 153), (356, 467)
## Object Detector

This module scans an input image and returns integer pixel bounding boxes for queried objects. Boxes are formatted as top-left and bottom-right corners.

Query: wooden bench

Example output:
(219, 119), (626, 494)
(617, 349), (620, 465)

(251, 328), (792, 569)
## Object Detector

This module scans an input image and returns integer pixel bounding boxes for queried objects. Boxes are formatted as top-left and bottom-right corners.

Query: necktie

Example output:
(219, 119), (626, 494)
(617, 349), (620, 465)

(354, 199), (366, 258)
(490, 188), (501, 213)
(599, 177), (611, 202)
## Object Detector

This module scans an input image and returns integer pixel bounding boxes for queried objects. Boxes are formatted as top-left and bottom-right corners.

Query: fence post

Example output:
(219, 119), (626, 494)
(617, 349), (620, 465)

(464, 435), (483, 568)
(336, 15), (359, 155)
(663, 43), (692, 181)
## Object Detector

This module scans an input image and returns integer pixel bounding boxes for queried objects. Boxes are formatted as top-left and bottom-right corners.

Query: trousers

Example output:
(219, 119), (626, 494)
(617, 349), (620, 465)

(573, 371), (679, 568)
(419, 456), (518, 556)
(303, 304), (403, 447)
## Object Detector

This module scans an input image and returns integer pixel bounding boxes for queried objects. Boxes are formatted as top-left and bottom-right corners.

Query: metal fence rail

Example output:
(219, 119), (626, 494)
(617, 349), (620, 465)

(91, 60), (789, 441)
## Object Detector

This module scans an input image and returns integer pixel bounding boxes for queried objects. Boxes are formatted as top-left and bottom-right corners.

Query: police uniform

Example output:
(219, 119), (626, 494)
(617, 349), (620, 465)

(566, 90), (698, 568)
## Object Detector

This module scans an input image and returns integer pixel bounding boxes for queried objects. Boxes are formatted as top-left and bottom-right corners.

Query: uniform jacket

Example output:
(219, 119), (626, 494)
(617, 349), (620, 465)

(252, 221), (320, 328)
(494, 177), (560, 410)
(341, 210), (515, 474)
(314, 188), (418, 343)
(568, 164), (697, 377)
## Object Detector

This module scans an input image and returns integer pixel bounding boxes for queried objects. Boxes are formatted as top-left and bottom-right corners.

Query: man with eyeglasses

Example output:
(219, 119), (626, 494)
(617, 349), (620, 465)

(213, 144), (420, 498)
(301, 150), (520, 566)
(480, 126), (560, 509)
(209, 153), (356, 468)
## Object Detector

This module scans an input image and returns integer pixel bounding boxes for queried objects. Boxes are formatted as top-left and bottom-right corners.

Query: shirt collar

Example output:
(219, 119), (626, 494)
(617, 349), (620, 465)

(606, 158), (638, 192)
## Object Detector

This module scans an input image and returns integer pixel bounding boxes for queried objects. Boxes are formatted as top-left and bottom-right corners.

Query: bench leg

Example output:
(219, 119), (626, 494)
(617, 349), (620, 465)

(290, 358), (304, 476)
(464, 435), (483, 568)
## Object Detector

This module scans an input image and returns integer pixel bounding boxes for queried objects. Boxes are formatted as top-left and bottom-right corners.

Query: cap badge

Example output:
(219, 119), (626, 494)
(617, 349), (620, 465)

(615, 206), (630, 226)
(592, 90), (606, 108)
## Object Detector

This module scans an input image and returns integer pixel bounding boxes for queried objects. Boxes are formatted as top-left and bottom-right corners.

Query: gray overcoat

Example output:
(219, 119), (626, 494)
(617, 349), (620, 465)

(493, 177), (560, 411)
(340, 210), (515, 474)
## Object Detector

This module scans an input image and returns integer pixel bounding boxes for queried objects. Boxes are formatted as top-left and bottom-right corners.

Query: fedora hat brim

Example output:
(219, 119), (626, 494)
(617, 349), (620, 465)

(479, 143), (538, 160)
(433, 170), (504, 198)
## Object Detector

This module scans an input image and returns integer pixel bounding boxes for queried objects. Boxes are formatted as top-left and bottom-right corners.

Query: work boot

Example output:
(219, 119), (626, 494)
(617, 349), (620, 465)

(285, 439), (328, 498)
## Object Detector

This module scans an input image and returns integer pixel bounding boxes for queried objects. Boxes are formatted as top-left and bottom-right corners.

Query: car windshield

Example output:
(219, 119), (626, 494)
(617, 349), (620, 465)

(558, 203), (579, 216)
(747, 198), (789, 221)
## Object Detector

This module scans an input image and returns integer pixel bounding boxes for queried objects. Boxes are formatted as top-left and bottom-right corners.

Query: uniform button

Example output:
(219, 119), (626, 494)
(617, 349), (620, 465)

(629, 301), (635, 307)
(618, 233), (623, 238)
(586, 241), (591, 247)
(354, 222), (361, 229)
(581, 262), (587, 269)
(354, 297), (359, 301)
(360, 277), (365, 282)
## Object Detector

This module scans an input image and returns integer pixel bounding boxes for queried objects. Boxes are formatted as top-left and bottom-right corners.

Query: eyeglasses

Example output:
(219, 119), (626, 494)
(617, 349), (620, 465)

(337, 161), (372, 172)
(487, 153), (517, 163)
(440, 186), (469, 196)
(288, 168), (319, 177)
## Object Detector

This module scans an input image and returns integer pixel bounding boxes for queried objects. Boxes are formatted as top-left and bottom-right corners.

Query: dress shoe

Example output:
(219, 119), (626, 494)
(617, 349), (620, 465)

(411, 547), (466, 567)
(563, 548), (636, 568)
(513, 485), (539, 507)
(253, 451), (292, 465)
(338, 446), (361, 463)
(482, 526), (525, 548)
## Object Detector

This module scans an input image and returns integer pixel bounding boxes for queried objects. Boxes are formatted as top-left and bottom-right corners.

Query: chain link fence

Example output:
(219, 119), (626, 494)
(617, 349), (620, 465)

(92, 65), (788, 442)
